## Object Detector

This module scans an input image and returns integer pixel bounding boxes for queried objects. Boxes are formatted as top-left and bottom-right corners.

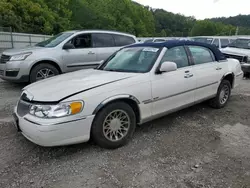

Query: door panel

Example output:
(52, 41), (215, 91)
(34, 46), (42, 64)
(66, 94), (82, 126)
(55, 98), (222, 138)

(151, 67), (196, 116)
(62, 33), (98, 72)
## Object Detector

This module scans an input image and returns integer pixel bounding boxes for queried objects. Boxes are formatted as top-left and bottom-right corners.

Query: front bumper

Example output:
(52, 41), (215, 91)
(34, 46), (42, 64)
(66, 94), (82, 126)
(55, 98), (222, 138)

(0, 59), (32, 82)
(14, 107), (95, 147)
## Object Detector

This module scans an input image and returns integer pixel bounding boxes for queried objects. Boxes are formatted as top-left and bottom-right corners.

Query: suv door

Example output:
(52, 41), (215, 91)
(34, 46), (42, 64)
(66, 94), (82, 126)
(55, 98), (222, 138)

(188, 46), (222, 101)
(62, 33), (98, 72)
(92, 33), (118, 62)
(151, 46), (196, 116)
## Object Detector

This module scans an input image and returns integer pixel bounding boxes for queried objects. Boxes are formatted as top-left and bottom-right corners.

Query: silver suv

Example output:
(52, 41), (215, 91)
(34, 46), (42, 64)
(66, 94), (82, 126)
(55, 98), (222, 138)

(0, 30), (138, 83)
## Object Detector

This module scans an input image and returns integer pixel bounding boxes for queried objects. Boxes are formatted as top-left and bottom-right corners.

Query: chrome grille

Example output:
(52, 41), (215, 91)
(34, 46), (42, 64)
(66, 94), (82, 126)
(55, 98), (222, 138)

(0, 54), (11, 64)
(17, 100), (31, 117)
(223, 53), (248, 63)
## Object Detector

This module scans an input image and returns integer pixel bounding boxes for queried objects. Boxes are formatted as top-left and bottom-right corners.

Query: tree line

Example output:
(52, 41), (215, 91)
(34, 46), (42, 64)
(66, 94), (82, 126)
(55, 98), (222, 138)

(1, 0), (250, 37)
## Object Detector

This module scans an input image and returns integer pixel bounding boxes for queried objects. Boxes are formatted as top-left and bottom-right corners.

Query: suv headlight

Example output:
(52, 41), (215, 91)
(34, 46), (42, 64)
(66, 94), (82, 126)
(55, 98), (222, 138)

(10, 52), (32, 61)
(29, 101), (84, 118)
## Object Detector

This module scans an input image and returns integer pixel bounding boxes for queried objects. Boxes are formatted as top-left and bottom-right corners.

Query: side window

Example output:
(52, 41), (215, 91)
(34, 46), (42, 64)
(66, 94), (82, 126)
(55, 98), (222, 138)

(160, 46), (189, 68)
(220, 39), (230, 47)
(212, 39), (219, 47)
(69, 34), (92, 49)
(188, 46), (214, 65)
(113, 34), (136, 46)
(92, 33), (115, 47)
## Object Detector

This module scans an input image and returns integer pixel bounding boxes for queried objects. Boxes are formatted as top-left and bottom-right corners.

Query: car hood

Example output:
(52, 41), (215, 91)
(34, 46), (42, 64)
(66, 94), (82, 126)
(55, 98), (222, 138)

(2, 46), (44, 55)
(23, 69), (137, 102)
(221, 47), (250, 56)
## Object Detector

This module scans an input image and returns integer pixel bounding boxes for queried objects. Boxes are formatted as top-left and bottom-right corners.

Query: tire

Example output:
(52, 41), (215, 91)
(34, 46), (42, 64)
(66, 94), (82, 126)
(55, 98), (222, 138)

(209, 80), (231, 109)
(91, 102), (136, 149)
(30, 63), (60, 83)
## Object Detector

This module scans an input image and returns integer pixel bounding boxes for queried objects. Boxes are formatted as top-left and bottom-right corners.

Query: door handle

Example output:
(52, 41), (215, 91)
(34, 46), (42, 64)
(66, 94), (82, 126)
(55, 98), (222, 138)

(185, 70), (190, 73)
(88, 51), (95, 55)
(216, 67), (222, 70)
(184, 74), (193, 78)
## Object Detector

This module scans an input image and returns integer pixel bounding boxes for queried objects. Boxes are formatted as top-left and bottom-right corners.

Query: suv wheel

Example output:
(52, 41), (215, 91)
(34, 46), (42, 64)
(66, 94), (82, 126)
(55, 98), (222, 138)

(209, 80), (231, 109)
(91, 102), (136, 149)
(30, 63), (59, 83)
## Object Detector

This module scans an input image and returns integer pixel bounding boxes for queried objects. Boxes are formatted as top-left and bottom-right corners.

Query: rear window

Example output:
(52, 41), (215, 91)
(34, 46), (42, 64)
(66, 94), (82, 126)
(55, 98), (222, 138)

(113, 34), (136, 46)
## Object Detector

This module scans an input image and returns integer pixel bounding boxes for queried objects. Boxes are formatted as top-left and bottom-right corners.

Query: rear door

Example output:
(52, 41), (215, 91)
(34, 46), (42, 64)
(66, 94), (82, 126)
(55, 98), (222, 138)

(62, 33), (98, 72)
(92, 33), (118, 63)
(188, 45), (222, 101)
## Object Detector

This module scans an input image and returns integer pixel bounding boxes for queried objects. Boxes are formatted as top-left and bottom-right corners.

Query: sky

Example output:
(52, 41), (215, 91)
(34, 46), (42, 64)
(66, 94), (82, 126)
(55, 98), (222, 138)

(134, 0), (250, 19)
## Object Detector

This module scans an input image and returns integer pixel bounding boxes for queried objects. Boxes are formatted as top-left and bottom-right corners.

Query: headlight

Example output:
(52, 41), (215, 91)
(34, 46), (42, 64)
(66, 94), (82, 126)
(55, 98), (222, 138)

(10, 52), (32, 61)
(29, 101), (84, 118)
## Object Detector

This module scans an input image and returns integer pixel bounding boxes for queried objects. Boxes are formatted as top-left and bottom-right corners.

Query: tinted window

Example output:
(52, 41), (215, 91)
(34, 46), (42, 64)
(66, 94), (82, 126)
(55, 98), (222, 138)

(220, 39), (230, 47)
(189, 46), (214, 65)
(212, 39), (219, 47)
(113, 34), (136, 46)
(193, 37), (213, 44)
(144, 39), (154, 43)
(154, 39), (166, 42)
(68, 34), (92, 49)
(160, 46), (189, 68)
(92, 33), (115, 47)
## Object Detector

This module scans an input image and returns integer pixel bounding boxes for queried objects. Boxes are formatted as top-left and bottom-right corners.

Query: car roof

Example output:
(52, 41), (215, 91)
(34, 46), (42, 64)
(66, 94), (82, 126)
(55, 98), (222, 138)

(63, 30), (136, 37)
(125, 40), (227, 61)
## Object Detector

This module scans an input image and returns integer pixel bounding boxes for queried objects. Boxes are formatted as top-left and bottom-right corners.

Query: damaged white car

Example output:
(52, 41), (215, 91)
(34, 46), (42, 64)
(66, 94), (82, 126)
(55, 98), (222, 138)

(13, 40), (243, 149)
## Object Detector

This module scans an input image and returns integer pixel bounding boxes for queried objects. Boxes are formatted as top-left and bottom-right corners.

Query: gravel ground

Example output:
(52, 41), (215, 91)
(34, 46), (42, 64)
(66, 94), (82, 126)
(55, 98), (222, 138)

(0, 78), (250, 188)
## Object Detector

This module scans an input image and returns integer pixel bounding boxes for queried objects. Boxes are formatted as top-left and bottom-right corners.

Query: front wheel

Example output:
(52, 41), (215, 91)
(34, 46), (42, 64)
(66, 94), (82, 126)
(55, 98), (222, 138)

(209, 80), (231, 109)
(91, 102), (136, 149)
(30, 63), (59, 83)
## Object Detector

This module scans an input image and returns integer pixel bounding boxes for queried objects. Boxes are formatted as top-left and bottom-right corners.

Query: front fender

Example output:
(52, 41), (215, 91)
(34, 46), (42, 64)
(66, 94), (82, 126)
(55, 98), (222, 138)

(92, 94), (140, 115)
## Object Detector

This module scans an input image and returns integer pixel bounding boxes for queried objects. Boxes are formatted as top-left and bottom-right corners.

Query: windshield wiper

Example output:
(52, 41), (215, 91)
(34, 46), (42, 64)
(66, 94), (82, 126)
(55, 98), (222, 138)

(104, 69), (127, 72)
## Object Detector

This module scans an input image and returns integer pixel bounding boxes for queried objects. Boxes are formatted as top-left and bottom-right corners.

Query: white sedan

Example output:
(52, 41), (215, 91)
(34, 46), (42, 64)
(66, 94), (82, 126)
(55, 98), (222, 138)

(13, 40), (243, 149)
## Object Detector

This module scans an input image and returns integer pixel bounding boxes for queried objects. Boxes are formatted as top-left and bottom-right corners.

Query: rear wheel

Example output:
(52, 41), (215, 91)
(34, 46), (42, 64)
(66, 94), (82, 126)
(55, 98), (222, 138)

(209, 80), (231, 109)
(91, 102), (136, 149)
(30, 63), (59, 83)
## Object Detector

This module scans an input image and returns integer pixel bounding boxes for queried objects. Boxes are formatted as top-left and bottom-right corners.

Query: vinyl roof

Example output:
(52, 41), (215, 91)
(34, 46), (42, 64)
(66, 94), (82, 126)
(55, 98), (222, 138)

(126, 40), (227, 61)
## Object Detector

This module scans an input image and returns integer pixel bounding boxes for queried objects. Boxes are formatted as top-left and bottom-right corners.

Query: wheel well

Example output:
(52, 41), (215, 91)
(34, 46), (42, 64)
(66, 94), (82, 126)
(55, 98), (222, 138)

(223, 73), (234, 88)
(95, 98), (141, 124)
(30, 60), (62, 75)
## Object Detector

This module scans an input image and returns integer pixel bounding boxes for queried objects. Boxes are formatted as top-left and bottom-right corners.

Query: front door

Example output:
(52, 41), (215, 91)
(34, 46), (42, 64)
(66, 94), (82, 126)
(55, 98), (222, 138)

(62, 33), (98, 72)
(151, 46), (196, 116)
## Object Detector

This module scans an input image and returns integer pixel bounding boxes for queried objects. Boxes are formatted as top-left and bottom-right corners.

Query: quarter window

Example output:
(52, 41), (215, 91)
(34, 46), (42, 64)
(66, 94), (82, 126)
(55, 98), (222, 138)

(220, 39), (230, 47)
(188, 46), (215, 65)
(92, 33), (115, 47)
(113, 34), (136, 46)
(160, 46), (189, 68)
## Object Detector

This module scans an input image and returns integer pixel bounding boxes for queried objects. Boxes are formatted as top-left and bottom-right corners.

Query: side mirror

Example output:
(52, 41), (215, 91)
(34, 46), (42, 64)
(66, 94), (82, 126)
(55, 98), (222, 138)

(63, 43), (75, 50)
(159, 61), (177, 73)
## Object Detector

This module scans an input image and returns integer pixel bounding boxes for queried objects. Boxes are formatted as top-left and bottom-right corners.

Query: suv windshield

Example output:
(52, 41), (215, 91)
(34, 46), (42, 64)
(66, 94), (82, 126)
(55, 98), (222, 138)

(98, 47), (161, 73)
(35, 32), (74, 48)
(193, 37), (213, 44)
(228, 38), (250, 49)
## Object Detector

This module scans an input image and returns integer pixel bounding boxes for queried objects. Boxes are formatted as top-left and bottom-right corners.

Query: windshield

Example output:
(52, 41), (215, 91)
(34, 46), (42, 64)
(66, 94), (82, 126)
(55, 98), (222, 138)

(192, 37), (213, 44)
(228, 38), (250, 49)
(35, 32), (74, 48)
(98, 47), (161, 73)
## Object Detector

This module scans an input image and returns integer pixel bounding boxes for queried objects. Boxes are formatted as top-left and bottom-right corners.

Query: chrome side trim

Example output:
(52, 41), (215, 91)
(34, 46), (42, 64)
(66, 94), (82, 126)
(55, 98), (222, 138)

(139, 94), (216, 124)
(143, 81), (218, 104)
(24, 117), (87, 126)
(92, 94), (140, 115)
